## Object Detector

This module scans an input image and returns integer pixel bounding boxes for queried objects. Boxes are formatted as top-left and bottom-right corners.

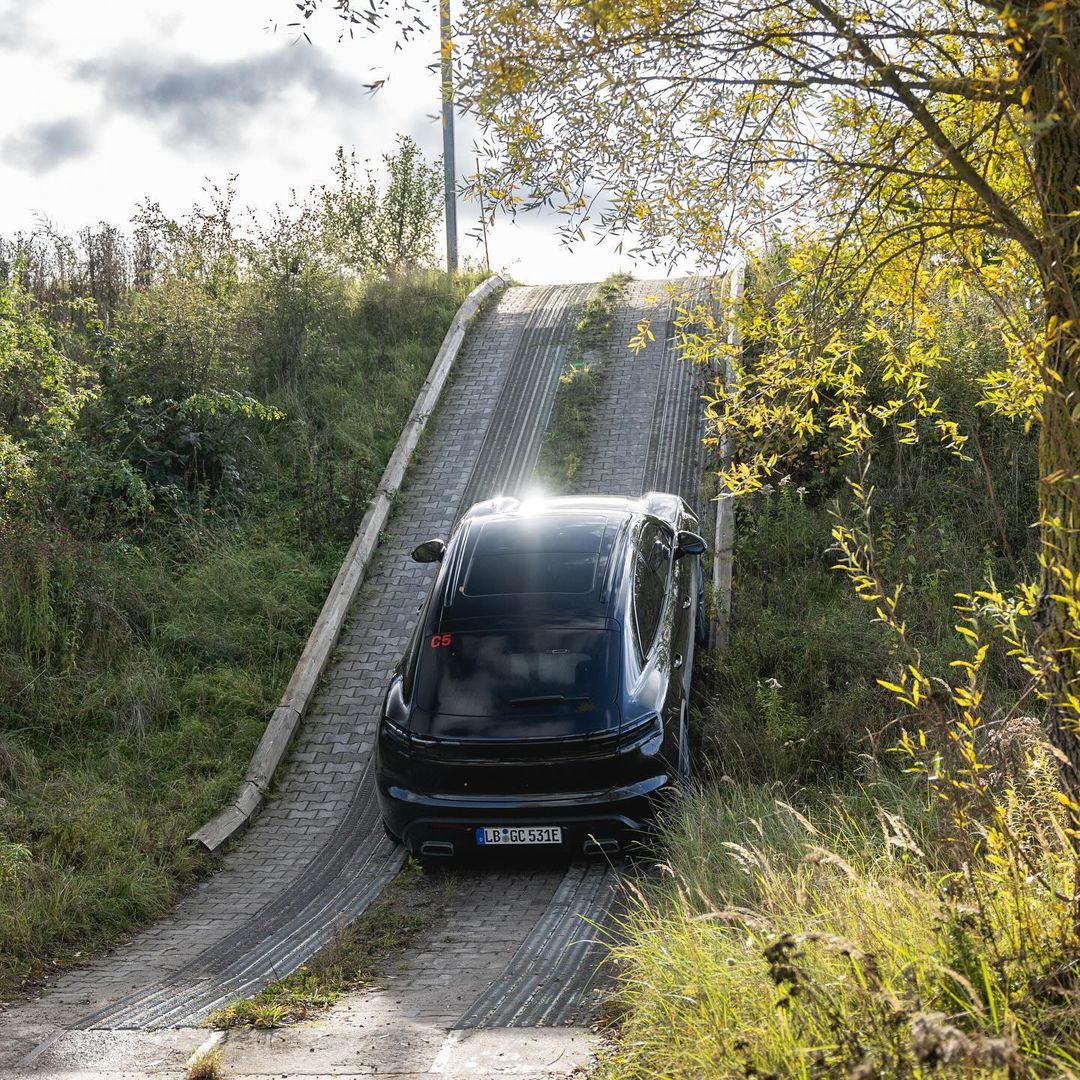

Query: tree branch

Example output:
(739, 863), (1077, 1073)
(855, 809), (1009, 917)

(803, 0), (1044, 267)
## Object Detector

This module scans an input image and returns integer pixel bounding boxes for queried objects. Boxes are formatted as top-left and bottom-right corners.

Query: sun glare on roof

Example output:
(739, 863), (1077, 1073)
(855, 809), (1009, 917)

(518, 488), (548, 515)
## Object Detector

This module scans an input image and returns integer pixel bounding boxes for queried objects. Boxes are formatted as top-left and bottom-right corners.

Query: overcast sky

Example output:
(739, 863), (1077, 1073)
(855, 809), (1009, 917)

(0, 0), (680, 284)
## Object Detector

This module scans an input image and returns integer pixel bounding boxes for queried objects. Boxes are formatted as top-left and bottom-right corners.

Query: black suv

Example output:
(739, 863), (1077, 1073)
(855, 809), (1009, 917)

(375, 493), (706, 858)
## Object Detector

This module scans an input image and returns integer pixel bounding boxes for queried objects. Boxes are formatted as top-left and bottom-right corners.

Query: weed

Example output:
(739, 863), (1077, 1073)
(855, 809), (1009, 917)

(207, 858), (451, 1029)
(568, 272), (632, 366)
(185, 1045), (222, 1080)
(533, 364), (604, 492)
(534, 273), (630, 492)
(597, 777), (1078, 1078)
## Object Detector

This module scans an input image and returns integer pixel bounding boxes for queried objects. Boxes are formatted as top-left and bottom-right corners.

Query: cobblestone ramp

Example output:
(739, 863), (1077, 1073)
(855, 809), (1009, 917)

(438, 276), (723, 1033)
(1, 284), (588, 1062)
(454, 862), (618, 1029)
(459, 282), (592, 510)
(75, 762), (398, 1029)
(569, 279), (674, 498)
(643, 277), (712, 511)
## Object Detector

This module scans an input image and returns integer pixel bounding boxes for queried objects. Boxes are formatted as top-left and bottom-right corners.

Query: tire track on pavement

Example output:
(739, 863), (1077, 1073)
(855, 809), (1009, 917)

(643, 276), (712, 507)
(455, 862), (618, 1029)
(460, 282), (592, 510)
(451, 275), (723, 1032)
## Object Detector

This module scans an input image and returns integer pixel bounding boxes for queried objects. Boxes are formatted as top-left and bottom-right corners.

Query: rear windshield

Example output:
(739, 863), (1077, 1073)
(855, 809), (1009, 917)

(415, 628), (618, 717)
(463, 551), (597, 595)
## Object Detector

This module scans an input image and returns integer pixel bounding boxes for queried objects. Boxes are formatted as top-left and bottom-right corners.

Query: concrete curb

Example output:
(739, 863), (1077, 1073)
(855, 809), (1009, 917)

(190, 273), (507, 853)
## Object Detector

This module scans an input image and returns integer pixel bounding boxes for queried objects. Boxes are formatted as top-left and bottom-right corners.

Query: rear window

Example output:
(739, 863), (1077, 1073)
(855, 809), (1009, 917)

(415, 628), (618, 716)
(463, 551), (597, 595)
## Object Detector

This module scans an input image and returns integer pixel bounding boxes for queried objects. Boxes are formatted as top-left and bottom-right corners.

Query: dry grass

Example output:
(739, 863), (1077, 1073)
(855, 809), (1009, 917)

(596, 774), (1080, 1078)
(185, 1045), (221, 1080)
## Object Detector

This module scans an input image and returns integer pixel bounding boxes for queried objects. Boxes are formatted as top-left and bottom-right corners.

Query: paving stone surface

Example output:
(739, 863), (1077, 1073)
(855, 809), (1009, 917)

(569, 278), (675, 498)
(7, 871), (583, 1080)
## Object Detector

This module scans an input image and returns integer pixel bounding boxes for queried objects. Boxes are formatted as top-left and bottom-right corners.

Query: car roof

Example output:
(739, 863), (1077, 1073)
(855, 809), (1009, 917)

(437, 500), (639, 627)
(460, 491), (683, 525)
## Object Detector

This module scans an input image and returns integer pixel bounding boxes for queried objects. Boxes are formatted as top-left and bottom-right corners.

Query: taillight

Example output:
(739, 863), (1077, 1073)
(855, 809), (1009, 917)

(619, 713), (663, 751)
(379, 716), (410, 753)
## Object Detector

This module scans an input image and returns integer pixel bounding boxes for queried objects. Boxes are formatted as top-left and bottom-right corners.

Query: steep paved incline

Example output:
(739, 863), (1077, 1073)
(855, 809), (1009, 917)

(575, 277), (710, 505)
(445, 277), (715, 1033)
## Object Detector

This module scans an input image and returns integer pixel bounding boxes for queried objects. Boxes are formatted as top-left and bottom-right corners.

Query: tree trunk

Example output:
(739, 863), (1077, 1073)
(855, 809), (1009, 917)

(1035, 312), (1080, 802)
(1025, 17), (1080, 812)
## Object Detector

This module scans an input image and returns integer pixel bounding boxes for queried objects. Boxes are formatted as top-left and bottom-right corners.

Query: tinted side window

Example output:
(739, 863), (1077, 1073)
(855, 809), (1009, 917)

(633, 523), (671, 658)
(401, 602), (427, 699)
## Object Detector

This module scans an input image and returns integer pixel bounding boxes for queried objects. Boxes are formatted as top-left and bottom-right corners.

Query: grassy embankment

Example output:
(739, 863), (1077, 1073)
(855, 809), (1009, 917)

(594, 264), (1080, 1075)
(534, 273), (631, 492)
(0, 187), (483, 993)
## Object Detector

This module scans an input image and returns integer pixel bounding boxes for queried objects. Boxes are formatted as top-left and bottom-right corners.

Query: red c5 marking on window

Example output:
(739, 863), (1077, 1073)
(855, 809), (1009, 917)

(429, 633), (452, 648)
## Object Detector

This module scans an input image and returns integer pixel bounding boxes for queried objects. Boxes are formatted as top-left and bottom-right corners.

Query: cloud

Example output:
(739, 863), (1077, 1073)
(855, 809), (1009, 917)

(76, 46), (371, 151)
(0, 5), (29, 51)
(3, 117), (94, 173)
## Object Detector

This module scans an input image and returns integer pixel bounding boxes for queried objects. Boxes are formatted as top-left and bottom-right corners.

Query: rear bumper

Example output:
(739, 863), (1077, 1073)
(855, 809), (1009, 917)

(377, 774), (671, 857)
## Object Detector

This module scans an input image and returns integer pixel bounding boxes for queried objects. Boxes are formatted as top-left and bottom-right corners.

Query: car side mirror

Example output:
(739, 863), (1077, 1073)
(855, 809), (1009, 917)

(411, 539), (447, 563)
(675, 531), (706, 558)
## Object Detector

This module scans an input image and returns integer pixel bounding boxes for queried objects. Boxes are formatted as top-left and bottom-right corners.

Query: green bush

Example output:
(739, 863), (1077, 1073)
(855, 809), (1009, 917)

(701, 483), (891, 778)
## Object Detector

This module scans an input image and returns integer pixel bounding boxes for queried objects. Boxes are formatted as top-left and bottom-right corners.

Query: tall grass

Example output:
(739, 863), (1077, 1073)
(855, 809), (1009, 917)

(600, 773), (1077, 1078)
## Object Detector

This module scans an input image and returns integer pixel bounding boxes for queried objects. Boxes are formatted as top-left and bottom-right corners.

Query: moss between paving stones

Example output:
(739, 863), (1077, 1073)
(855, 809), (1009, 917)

(534, 273), (632, 493)
(207, 860), (455, 1030)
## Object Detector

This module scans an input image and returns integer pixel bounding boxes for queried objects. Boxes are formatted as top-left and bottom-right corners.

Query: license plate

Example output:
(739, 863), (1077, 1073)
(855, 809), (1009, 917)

(475, 826), (563, 846)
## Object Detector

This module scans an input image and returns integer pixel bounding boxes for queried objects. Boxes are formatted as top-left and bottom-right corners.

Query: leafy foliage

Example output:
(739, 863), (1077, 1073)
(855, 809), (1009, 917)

(322, 136), (443, 277)
(0, 142), (477, 993)
(598, 252), (1080, 1075)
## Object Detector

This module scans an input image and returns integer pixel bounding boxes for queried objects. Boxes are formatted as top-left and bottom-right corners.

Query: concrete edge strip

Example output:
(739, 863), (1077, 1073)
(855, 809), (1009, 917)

(189, 273), (507, 853)
(711, 263), (743, 651)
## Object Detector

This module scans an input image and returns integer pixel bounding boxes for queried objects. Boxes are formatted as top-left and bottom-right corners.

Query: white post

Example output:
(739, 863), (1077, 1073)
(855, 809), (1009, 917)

(711, 260), (743, 651)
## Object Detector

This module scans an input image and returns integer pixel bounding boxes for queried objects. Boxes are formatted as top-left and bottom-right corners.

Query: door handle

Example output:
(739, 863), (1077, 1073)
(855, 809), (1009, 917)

(673, 654), (684, 669)
(682, 596), (692, 610)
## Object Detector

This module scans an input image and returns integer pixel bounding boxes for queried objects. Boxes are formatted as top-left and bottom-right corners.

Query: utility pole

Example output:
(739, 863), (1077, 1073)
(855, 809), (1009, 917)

(440, 0), (458, 273)
(476, 156), (491, 274)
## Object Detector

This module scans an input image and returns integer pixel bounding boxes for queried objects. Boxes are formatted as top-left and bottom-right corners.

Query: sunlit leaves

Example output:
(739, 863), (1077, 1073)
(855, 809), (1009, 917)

(0, 282), (97, 440)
